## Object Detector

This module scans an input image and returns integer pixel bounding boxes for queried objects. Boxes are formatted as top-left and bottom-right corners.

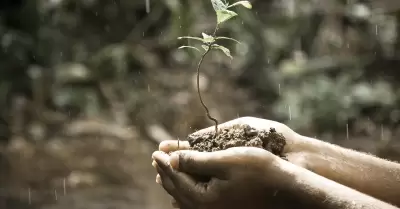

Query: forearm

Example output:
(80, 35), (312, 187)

(292, 135), (400, 206)
(280, 160), (399, 209)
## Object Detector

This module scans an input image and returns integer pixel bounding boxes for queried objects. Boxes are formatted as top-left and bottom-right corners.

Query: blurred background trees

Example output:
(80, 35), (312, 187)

(0, 0), (399, 208)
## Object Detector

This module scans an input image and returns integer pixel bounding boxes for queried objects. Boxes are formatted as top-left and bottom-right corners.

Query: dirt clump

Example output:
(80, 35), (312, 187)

(187, 124), (286, 156)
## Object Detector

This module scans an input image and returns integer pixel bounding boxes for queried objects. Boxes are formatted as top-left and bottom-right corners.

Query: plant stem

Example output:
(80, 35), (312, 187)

(196, 47), (219, 137)
(195, 25), (220, 138)
(178, 26), (221, 149)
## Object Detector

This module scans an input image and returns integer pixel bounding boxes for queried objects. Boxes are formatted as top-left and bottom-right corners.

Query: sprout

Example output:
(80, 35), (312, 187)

(176, 0), (252, 142)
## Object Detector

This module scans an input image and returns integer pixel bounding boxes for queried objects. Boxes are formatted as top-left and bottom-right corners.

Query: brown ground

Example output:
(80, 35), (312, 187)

(187, 124), (286, 157)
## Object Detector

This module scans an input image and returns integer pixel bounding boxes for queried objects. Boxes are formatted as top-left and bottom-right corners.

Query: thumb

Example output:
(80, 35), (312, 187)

(170, 150), (230, 177)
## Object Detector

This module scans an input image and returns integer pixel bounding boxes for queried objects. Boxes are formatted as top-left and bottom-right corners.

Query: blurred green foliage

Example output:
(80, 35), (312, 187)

(0, 0), (399, 140)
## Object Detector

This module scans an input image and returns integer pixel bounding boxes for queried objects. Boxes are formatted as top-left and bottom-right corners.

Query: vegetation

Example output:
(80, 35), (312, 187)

(177, 0), (252, 136)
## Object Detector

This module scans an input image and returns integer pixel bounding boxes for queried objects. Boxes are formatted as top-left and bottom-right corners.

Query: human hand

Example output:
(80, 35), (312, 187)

(152, 147), (297, 209)
(153, 117), (320, 208)
(158, 116), (307, 157)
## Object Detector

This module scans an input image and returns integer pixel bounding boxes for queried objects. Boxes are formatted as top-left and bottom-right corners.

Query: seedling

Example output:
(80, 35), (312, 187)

(177, 0), (252, 140)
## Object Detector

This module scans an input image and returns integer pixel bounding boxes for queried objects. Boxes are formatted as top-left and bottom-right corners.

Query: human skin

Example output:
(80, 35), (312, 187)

(286, 133), (400, 207)
(152, 148), (398, 209)
(154, 117), (400, 208)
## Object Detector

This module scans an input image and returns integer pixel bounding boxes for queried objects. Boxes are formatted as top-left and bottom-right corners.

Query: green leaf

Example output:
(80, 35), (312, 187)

(211, 0), (228, 12)
(228, 1), (252, 9)
(177, 36), (204, 42)
(201, 33), (215, 43)
(212, 44), (233, 59)
(215, 36), (241, 44)
(201, 45), (210, 51)
(216, 10), (238, 24)
(178, 46), (201, 52)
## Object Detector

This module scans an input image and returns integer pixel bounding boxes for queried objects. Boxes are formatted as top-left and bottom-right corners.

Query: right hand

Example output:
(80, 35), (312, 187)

(152, 147), (300, 209)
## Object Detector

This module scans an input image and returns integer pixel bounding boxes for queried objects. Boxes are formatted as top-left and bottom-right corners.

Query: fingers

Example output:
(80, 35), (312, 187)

(153, 151), (206, 202)
(159, 140), (190, 153)
(171, 198), (179, 208)
(156, 174), (161, 184)
(153, 151), (196, 185)
(153, 154), (177, 196)
(154, 158), (190, 208)
(158, 120), (242, 153)
(155, 140), (189, 170)
(169, 150), (230, 177)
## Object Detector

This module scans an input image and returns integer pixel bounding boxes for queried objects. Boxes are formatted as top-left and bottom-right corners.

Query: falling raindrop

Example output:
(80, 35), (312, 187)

(63, 178), (66, 195)
(54, 189), (58, 200)
(145, 0), (150, 13)
(346, 123), (349, 140)
(288, 105), (292, 120)
(278, 84), (281, 95)
(380, 124), (384, 141)
(375, 25), (378, 35)
(28, 188), (31, 204)
(148, 84), (151, 92)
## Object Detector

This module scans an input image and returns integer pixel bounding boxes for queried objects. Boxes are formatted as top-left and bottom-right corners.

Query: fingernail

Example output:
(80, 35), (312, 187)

(152, 152), (170, 170)
(169, 152), (180, 170)
(156, 174), (161, 184)
(152, 151), (162, 160)
(151, 151), (158, 160)
(152, 161), (157, 168)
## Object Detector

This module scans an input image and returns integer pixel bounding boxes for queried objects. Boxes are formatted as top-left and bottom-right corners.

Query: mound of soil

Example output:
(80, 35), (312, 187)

(187, 124), (286, 156)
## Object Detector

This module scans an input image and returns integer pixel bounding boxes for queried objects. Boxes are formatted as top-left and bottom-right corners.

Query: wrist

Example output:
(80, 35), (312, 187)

(259, 158), (304, 207)
(278, 161), (399, 209)
(267, 158), (324, 208)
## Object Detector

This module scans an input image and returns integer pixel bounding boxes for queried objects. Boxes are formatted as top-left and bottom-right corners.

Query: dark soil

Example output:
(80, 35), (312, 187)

(187, 124), (286, 157)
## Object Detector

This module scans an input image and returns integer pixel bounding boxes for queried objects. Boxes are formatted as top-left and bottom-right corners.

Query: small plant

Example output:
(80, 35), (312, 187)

(177, 0), (252, 139)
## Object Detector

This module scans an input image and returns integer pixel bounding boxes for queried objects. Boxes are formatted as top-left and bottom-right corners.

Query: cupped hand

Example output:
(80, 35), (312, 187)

(158, 116), (305, 155)
(153, 117), (318, 208)
(152, 147), (297, 209)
